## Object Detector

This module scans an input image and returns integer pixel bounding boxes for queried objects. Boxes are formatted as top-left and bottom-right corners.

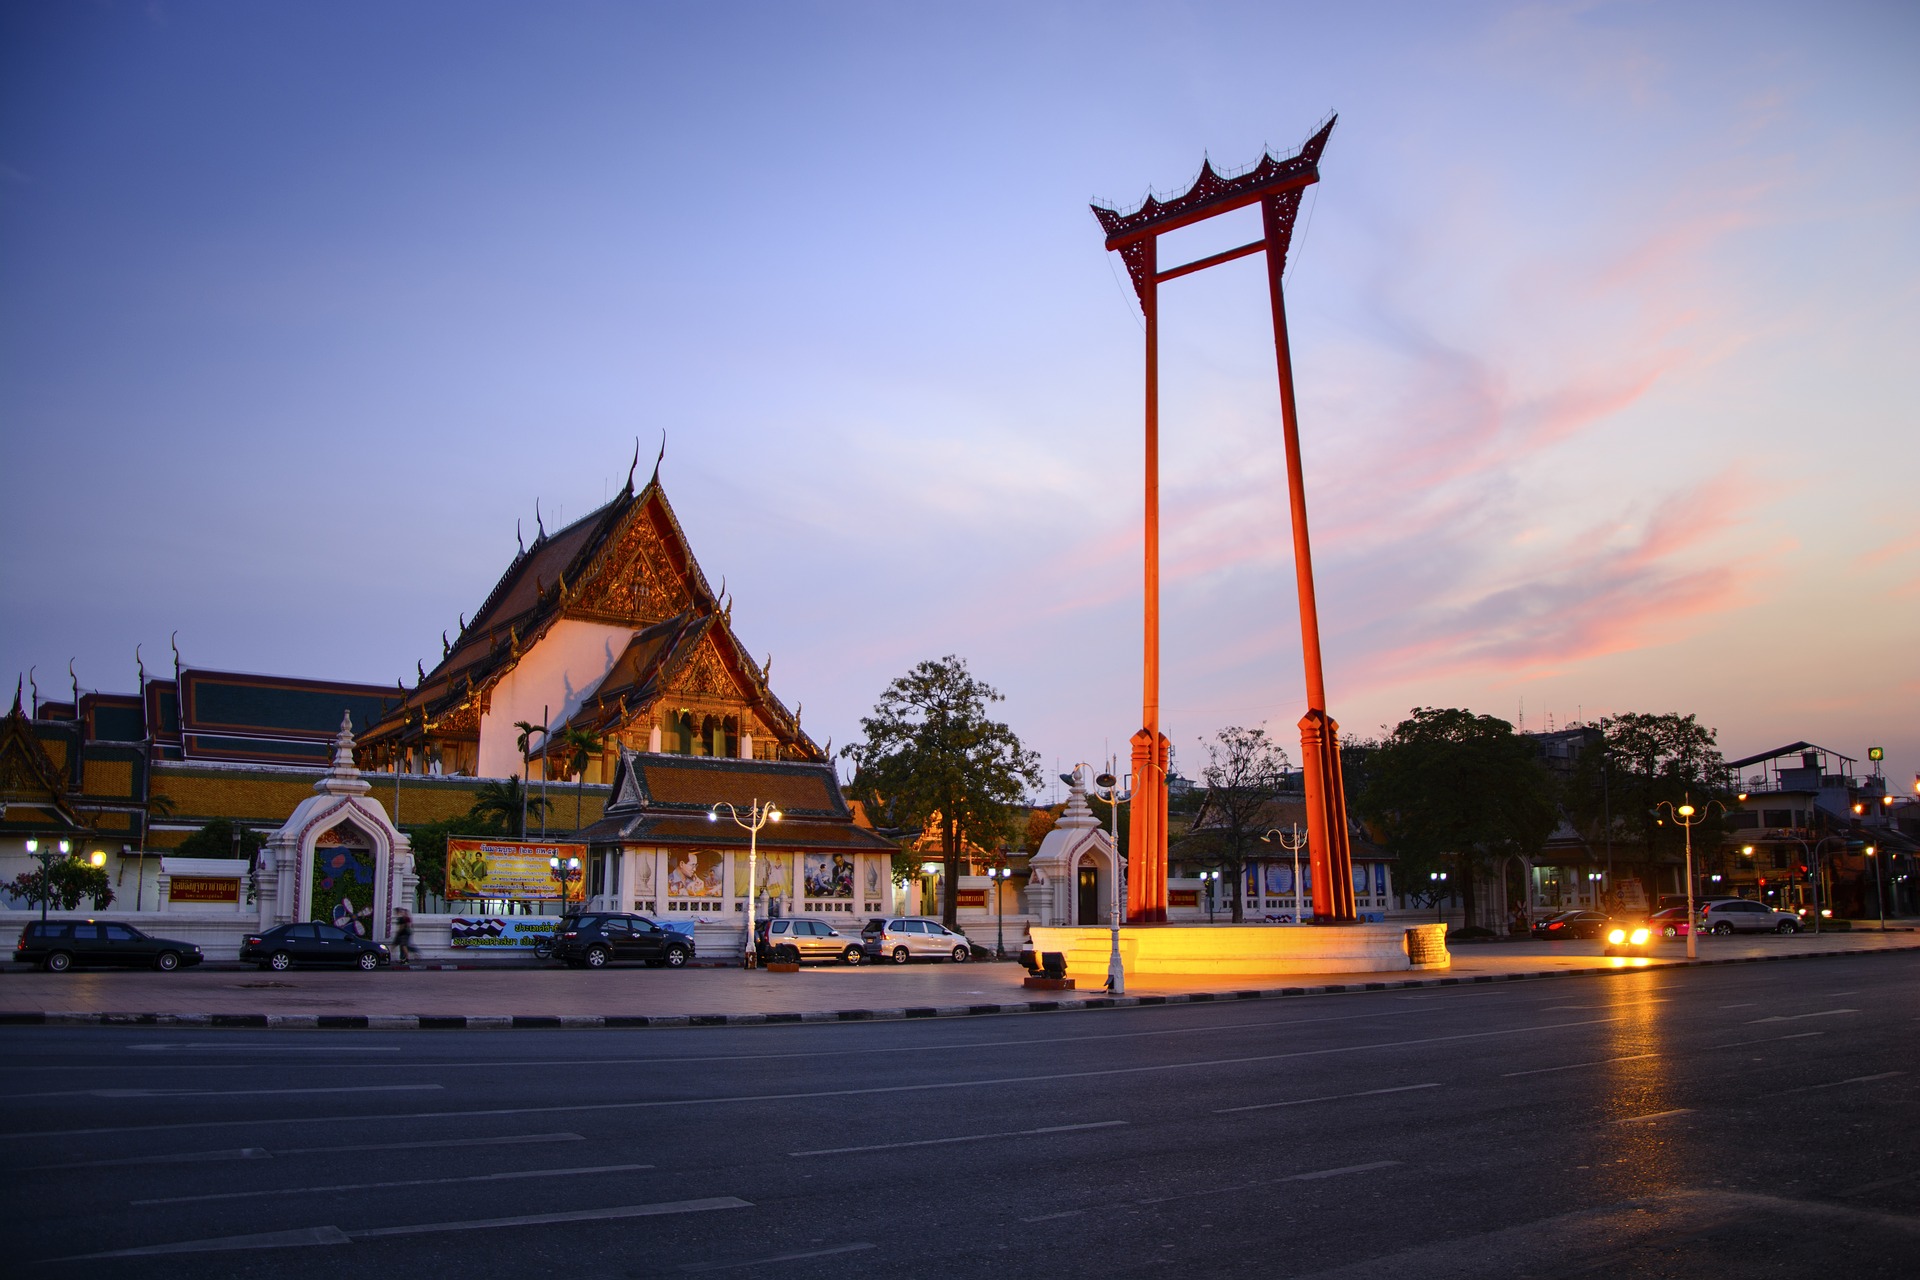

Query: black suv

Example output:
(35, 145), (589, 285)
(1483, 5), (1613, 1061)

(552, 913), (695, 969)
(13, 920), (205, 972)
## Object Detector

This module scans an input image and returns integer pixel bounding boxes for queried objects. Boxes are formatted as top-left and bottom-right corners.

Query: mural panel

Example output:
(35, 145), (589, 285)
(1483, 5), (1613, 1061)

(803, 852), (853, 899)
(668, 849), (724, 899)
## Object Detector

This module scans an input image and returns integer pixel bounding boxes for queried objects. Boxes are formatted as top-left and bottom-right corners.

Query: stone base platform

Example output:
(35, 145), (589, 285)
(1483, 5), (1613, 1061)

(1027, 922), (1449, 977)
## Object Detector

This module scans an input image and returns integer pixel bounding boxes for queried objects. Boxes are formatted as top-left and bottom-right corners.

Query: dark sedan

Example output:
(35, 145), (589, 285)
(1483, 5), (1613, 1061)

(13, 920), (205, 972)
(1531, 910), (1610, 940)
(242, 922), (391, 971)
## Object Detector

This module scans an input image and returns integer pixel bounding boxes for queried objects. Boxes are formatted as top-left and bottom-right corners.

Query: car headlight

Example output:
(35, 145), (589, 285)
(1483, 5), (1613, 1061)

(1607, 928), (1626, 945)
(1630, 929), (1649, 946)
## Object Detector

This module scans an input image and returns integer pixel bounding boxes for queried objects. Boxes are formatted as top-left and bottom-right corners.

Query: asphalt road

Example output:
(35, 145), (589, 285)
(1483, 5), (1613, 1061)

(5, 952), (1916, 1278)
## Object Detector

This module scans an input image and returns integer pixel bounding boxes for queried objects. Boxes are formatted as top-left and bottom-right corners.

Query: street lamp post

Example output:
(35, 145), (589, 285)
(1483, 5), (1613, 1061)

(987, 865), (1013, 960)
(1655, 794), (1720, 961)
(548, 855), (580, 916)
(23, 838), (72, 924)
(1199, 869), (1220, 922)
(1867, 844), (1886, 931)
(708, 799), (782, 969)
(1093, 765), (1130, 996)
(1429, 870), (1449, 924)
(1262, 824), (1308, 924)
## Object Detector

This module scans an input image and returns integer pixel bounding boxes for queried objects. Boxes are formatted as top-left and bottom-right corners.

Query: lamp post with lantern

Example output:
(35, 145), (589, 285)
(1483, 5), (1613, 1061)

(986, 864), (1014, 960)
(1428, 870), (1449, 924)
(23, 838), (73, 924)
(548, 854), (581, 917)
(1655, 795), (1722, 961)
(708, 799), (782, 969)
(1261, 823), (1308, 924)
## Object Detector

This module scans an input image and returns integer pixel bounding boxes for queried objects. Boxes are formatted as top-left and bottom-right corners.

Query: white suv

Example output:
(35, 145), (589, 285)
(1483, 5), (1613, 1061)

(861, 917), (975, 964)
(1699, 898), (1800, 935)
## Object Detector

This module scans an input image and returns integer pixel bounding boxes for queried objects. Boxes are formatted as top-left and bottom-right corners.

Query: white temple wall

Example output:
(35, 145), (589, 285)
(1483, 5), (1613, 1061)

(477, 619), (634, 779)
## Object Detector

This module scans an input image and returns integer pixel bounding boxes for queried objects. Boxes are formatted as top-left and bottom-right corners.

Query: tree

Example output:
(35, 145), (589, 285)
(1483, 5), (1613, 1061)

(1176, 726), (1289, 922)
(514, 721), (548, 837)
(174, 818), (263, 861)
(1355, 707), (1557, 928)
(841, 656), (1041, 926)
(468, 775), (549, 836)
(1565, 712), (1729, 865)
(7, 857), (114, 911)
(555, 726), (604, 834)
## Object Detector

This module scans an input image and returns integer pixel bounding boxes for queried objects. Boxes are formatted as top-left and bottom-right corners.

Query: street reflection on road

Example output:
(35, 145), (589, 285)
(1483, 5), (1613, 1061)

(1596, 976), (1684, 1198)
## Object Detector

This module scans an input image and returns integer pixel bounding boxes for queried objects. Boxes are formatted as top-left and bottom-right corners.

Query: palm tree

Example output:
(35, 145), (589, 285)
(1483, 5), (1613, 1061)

(557, 727), (604, 833)
(469, 776), (548, 836)
(514, 721), (548, 837)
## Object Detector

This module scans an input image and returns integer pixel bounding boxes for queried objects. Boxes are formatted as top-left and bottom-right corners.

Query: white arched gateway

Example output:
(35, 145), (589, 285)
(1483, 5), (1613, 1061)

(257, 714), (415, 942)
(1027, 771), (1121, 927)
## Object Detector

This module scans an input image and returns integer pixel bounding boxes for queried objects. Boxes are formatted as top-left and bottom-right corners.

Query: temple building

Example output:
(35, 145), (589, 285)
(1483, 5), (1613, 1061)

(1, 457), (850, 940)
(358, 461), (820, 784)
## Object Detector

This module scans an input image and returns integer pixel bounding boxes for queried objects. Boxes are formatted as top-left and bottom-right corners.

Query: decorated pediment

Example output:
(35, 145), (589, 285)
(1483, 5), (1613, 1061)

(568, 507), (692, 625)
(668, 633), (743, 701)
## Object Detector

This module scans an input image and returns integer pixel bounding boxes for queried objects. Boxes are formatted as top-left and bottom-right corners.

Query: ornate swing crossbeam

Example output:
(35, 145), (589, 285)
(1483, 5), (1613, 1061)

(1093, 115), (1357, 926)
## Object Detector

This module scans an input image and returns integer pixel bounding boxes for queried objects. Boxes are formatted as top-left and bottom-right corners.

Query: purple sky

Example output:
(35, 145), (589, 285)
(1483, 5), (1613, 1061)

(3, 2), (1915, 798)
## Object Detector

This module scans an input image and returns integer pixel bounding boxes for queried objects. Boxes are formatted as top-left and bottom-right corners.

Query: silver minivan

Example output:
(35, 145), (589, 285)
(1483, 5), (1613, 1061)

(861, 917), (974, 964)
(1698, 898), (1800, 935)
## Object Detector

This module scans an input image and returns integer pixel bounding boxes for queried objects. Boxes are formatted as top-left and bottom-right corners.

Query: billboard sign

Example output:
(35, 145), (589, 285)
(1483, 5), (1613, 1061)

(446, 838), (589, 900)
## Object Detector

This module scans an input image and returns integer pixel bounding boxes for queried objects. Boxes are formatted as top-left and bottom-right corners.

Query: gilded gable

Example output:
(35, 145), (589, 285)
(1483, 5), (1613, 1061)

(569, 510), (690, 625)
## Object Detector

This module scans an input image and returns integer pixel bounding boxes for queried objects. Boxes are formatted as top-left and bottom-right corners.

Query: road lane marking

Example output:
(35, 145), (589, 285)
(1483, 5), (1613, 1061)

(682, 1242), (874, 1271)
(61, 1198), (752, 1258)
(1719, 1003), (1757, 1008)
(27, 1131), (586, 1170)
(1785, 1071), (1903, 1094)
(1837, 1169), (1920, 1198)
(1215, 1083), (1441, 1113)
(1711, 1032), (1826, 1049)
(18, 1084), (440, 1102)
(1502, 1053), (1658, 1078)
(1614, 1109), (1693, 1123)
(3, 1018), (1622, 1140)
(1748, 1009), (1860, 1024)
(1020, 1210), (1086, 1223)
(792, 1121), (1124, 1156)
(127, 1044), (402, 1053)
(1136, 1160), (1399, 1205)
(134, 1162), (652, 1206)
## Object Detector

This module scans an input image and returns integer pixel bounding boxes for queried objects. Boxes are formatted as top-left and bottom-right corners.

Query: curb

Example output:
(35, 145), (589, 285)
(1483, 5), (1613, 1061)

(3, 943), (1913, 1031)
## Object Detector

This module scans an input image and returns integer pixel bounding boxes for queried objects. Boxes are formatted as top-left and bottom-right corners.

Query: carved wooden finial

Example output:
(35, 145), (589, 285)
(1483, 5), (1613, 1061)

(442, 630), (450, 656)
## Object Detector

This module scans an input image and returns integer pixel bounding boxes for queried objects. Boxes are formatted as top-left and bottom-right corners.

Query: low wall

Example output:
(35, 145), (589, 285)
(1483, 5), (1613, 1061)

(1026, 922), (1450, 977)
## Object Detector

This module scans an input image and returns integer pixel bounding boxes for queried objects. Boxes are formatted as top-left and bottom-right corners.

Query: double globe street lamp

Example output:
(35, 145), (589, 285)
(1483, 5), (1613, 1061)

(548, 855), (581, 916)
(709, 799), (781, 969)
(1655, 795), (1723, 961)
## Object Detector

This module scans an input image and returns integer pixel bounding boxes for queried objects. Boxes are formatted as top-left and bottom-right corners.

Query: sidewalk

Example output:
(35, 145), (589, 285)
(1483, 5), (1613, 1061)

(3, 931), (1915, 1029)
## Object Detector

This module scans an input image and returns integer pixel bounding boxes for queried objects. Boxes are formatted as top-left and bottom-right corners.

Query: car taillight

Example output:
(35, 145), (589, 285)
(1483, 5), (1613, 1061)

(562, 931), (577, 938)
(245, 936), (262, 946)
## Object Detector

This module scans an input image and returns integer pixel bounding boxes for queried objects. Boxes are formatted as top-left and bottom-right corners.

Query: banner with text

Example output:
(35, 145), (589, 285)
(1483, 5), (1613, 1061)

(446, 838), (589, 901)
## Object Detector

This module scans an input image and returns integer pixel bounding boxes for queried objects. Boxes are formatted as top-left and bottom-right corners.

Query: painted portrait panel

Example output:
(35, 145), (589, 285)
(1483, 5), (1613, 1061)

(668, 849), (724, 899)
(803, 852), (853, 899)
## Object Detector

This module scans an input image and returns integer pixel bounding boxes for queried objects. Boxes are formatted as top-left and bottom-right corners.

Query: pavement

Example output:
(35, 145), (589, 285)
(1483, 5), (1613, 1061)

(7, 948), (1918, 1277)
(5, 928), (1917, 1029)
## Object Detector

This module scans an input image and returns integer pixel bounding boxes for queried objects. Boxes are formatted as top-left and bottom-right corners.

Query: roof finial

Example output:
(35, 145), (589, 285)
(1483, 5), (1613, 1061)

(12, 675), (21, 715)
(442, 630), (450, 656)
(534, 498), (545, 542)
(762, 654), (772, 686)
(69, 659), (78, 709)
(417, 659), (427, 684)
(28, 666), (38, 717)
(650, 430), (666, 488)
(516, 518), (525, 555)
(135, 644), (145, 689)
(625, 438), (640, 493)
(170, 630), (181, 682)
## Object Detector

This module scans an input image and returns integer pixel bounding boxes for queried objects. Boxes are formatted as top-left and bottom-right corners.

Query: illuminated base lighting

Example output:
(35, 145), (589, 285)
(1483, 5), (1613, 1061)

(1026, 922), (1446, 976)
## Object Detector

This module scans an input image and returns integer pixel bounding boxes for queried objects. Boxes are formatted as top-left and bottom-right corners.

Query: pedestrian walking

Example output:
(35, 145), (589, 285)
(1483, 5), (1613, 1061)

(392, 909), (414, 965)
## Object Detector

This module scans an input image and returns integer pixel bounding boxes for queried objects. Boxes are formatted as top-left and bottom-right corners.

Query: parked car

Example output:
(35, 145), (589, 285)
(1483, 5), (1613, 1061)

(241, 922), (391, 971)
(13, 920), (205, 972)
(761, 917), (864, 965)
(552, 913), (694, 969)
(1648, 906), (1692, 938)
(1531, 910), (1610, 940)
(861, 916), (977, 964)
(1698, 898), (1800, 935)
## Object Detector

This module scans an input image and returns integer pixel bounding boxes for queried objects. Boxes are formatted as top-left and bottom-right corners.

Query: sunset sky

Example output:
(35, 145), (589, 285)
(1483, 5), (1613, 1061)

(3, 2), (1915, 797)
